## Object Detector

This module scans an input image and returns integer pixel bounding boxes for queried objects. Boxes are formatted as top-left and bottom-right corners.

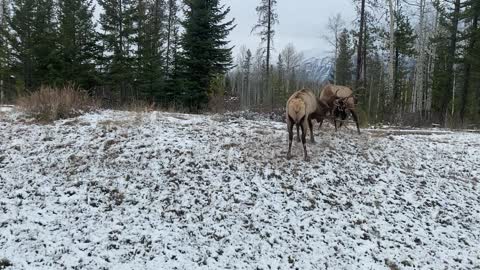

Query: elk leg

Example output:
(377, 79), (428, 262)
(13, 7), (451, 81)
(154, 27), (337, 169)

(301, 120), (309, 161)
(318, 118), (324, 130)
(350, 109), (361, 134)
(339, 112), (346, 129)
(308, 118), (315, 144)
(296, 124), (301, 142)
(334, 119), (338, 132)
(287, 118), (294, 159)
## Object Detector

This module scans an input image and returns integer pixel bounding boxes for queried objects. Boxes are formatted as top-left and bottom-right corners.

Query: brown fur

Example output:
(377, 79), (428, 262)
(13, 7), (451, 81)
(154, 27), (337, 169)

(286, 89), (330, 161)
(318, 84), (360, 134)
(287, 98), (306, 124)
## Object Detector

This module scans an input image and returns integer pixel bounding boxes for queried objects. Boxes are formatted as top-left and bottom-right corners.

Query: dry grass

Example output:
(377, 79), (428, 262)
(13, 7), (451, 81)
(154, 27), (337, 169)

(119, 100), (154, 113)
(17, 85), (97, 122)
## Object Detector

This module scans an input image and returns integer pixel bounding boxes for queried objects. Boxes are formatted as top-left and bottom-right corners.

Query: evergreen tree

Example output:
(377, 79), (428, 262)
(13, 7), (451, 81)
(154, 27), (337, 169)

(241, 48), (252, 107)
(165, 0), (179, 77)
(32, 0), (61, 85)
(179, 0), (235, 111)
(252, 0), (278, 109)
(164, 20), (181, 105)
(58, 0), (100, 89)
(335, 29), (353, 86)
(98, 0), (136, 100)
(274, 53), (285, 106)
(459, 0), (480, 123)
(0, 0), (11, 102)
(392, 9), (416, 113)
(133, 0), (165, 101)
(0, 0), (10, 74)
(432, 0), (461, 126)
(8, 0), (60, 90)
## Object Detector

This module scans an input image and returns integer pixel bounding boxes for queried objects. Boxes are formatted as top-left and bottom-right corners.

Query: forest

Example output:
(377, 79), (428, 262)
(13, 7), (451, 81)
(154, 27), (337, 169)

(0, 0), (479, 127)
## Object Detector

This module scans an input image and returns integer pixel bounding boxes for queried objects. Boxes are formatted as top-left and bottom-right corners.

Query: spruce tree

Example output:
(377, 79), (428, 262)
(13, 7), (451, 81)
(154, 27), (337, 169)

(241, 48), (252, 107)
(32, 0), (61, 85)
(179, 0), (235, 111)
(98, 0), (135, 100)
(432, 0), (461, 126)
(252, 0), (278, 109)
(0, 0), (10, 75)
(8, 0), (60, 89)
(58, 0), (100, 89)
(165, 0), (179, 77)
(335, 29), (353, 86)
(392, 9), (416, 112)
(459, 0), (480, 123)
(0, 0), (10, 102)
(133, 0), (165, 102)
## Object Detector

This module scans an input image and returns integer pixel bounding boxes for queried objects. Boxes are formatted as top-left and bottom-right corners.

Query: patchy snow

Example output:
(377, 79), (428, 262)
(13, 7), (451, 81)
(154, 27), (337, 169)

(0, 105), (15, 113)
(0, 110), (479, 269)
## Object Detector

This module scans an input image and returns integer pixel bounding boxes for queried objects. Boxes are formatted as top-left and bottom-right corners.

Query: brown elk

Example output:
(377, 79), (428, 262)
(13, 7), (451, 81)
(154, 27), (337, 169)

(318, 84), (361, 134)
(286, 89), (330, 161)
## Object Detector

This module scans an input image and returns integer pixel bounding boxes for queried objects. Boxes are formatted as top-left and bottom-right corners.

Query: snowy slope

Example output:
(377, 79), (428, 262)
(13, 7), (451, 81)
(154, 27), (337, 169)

(0, 110), (479, 269)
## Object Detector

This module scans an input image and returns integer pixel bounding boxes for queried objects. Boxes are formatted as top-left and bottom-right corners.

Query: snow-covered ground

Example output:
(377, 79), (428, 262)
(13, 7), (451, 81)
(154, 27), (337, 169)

(0, 109), (479, 269)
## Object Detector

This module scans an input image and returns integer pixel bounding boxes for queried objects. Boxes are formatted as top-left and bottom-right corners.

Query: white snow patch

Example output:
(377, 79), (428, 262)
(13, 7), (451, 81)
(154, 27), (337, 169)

(0, 110), (479, 269)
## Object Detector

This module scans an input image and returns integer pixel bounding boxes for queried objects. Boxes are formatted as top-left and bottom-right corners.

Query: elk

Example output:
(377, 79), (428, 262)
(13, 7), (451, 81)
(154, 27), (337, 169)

(286, 89), (330, 161)
(318, 84), (361, 134)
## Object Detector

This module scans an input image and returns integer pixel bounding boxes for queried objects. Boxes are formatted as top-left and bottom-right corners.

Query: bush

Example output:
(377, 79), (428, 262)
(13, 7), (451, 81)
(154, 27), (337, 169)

(17, 85), (96, 121)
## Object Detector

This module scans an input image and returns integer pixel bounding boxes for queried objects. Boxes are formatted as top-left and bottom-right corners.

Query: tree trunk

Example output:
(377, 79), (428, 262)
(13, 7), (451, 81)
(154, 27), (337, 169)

(387, 0), (395, 109)
(355, 0), (366, 91)
(413, 0), (426, 115)
(165, 0), (175, 76)
(267, 0), (272, 109)
(425, 9), (440, 120)
(440, 0), (461, 127)
(460, 13), (478, 123)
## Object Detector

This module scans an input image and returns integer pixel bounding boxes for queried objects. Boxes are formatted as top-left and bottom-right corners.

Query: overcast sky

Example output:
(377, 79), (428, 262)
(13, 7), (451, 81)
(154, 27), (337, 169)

(223, 0), (357, 59)
(93, 0), (357, 59)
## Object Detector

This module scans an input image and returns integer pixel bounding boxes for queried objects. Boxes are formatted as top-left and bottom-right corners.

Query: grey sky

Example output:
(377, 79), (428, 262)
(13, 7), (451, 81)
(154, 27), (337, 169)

(93, 0), (357, 59)
(224, 0), (357, 59)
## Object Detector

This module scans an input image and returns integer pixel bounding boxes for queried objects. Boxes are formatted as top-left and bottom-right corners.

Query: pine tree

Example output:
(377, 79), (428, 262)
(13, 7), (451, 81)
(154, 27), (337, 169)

(133, 0), (165, 102)
(0, 0), (9, 71)
(98, 0), (136, 100)
(432, 0), (461, 126)
(32, 0), (61, 85)
(392, 9), (416, 113)
(241, 48), (252, 107)
(335, 29), (353, 86)
(274, 53), (285, 107)
(0, 0), (10, 103)
(165, 0), (179, 77)
(252, 0), (278, 109)
(460, 0), (480, 123)
(164, 20), (181, 105)
(179, 0), (235, 111)
(58, 0), (100, 89)
(8, 0), (60, 90)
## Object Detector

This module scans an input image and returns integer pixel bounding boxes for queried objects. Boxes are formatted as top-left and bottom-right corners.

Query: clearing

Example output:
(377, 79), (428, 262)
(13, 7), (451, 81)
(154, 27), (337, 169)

(0, 109), (479, 269)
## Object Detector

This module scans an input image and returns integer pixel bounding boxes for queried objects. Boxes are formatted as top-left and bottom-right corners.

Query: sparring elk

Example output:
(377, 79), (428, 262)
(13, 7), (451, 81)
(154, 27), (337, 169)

(286, 89), (330, 161)
(318, 84), (361, 134)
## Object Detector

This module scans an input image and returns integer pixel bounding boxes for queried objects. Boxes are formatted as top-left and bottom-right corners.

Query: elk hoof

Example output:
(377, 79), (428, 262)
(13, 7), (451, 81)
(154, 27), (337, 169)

(310, 139), (316, 144)
(287, 153), (292, 160)
(304, 156), (310, 162)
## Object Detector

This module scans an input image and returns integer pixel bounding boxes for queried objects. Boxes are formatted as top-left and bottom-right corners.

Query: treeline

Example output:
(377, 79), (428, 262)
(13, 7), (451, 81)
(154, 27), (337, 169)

(0, 0), (234, 111)
(1, 0), (479, 126)
(228, 0), (480, 127)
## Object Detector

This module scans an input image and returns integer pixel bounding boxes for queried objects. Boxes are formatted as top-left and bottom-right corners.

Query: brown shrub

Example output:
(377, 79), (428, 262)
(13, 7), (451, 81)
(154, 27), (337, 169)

(17, 85), (97, 122)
